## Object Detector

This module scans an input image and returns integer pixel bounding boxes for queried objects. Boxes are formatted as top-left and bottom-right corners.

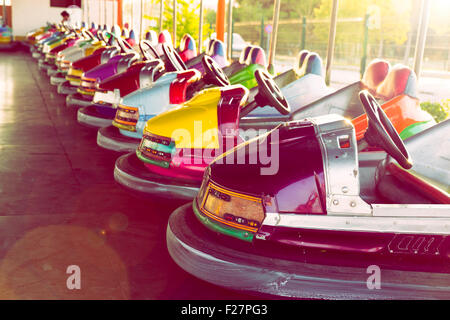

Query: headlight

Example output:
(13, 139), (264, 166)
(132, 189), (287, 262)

(196, 180), (265, 234)
(113, 105), (139, 128)
(137, 132), (175, 168)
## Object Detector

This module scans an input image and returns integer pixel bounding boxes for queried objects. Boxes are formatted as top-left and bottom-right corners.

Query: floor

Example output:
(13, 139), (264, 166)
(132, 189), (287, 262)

(0, 48), (256, 300)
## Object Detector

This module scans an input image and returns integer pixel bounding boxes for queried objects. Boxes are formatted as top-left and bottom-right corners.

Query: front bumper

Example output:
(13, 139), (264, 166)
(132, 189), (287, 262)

(167, 203), (450, 300)
(50, 73), (67, 86)
(114, 152), (200, 200)
(66, 93), (93, 108)
(97, 125), (140, 152)
(32, 51), (42, 59)
(77, 104), (115, 128)
(38, 60), (53, 72)
(57, 81), (78, 95)
(47, 65), (58, 77)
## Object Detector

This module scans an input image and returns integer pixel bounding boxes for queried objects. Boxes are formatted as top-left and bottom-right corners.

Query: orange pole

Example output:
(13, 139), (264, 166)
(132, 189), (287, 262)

(117, 0), (123, 28)
(216, 0), (225, 42)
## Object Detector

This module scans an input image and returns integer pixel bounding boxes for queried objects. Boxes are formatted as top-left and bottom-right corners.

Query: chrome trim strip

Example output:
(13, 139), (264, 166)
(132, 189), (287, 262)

(263, 211), (450, 234)
(372, 204), (450, 217)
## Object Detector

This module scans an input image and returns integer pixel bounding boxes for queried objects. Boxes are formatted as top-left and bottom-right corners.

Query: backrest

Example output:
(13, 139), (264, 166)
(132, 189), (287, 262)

(178, 33), (197, 61)
(361, 59), (390, 94)
(209, 39), (226, 58)
(376, 64), (418, 101)
(126, 29), (136, 47)
(158, 30), (173, 47)
(121, 27), (129, 39)
(111, 25), (121, 38)
(296, 51), (323, 78)
(145, 30), (158, 45)
(239, 45), (254, 64)
(245, 46), (266, 66)
(293, 50), (310, 76)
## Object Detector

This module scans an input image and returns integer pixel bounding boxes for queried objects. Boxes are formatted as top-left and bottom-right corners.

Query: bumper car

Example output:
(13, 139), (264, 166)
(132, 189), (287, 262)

(167, 92), (450, 299)
(25, 24), (52, 49)
(96, 44), (270, 152)
(48, 28), (104, 82)
(37, 28), (80, 71)
(40, 30), (83, 75)
(77, 42), (256, 129)
(61, 29), (171, 100)
(66, 36), (162, 109)
(113, 55), (435, 200)
(58, 31), (129, 97)
(50, 26), (127, 85)
(32, 29), (63, 60)
(0, 24), (16, 49)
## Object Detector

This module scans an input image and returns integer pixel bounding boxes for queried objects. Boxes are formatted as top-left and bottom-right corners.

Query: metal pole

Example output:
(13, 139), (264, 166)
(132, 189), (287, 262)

(226, 0), (233, 60)
(173, 0), (177, 46)
(360, 13), (369, 78)
(2, 0), (6, 26)
(325, 0), (339, 85)
(198, 0), (204, 53)
(117, 0), (123, 28)
(113, 0), (116, 25)
(267, 0), (281, 74)
(99, 0), (102, 25)
(413, 0), (431, 80)
(159, 0), (163, 33)
(140, 0), (144, 40)
(216, 0), (225, 42)
(301, 16), (306, 50)
(260, 15), (264, 48)
(104, 0), (107, 27)
(131, 0), (134, 30)
(86, 0), (90, 25)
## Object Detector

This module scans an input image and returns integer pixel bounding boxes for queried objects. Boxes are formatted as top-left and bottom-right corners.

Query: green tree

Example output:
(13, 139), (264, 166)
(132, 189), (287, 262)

(144, 0), (213, 50)
(312, 0), (412, 46)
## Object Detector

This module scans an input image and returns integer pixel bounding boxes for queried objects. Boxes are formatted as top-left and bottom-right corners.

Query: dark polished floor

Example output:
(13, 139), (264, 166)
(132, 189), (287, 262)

(0, 49), (255, 299)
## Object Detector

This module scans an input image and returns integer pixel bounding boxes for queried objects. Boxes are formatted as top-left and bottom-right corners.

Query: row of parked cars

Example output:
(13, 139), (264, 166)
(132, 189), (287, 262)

(26, 21), (449, 299)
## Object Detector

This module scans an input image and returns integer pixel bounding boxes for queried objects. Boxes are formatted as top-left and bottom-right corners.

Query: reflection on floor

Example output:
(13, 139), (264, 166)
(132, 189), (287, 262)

(0, 49), (256, 300)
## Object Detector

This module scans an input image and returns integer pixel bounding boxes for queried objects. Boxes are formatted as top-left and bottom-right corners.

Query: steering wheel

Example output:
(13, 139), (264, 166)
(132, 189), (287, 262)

(201, 56), (230, 87)
(359, 90), (412, 169)
(254, 69), (290, 115)
(139, 40), (160, 61)
(162, 43), (187, 72)
(116, 36), (134, 53)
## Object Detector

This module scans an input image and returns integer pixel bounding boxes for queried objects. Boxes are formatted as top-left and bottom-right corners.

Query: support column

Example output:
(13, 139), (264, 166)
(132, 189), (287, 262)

(216, 0), (225, 42)
(267, 0), (281, 74)
(226, 0), (233, 59)
(198, 0), (204, 53)
(325, 0), (339, 85)
(117, 0), (123, 28)
(159, 0), (163, 33)
(173, 0), (177, 46)
(413, 0), (431, 80)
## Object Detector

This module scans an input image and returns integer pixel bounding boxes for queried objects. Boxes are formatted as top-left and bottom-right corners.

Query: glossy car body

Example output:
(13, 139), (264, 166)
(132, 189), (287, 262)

(65, 30), (174, 107)
(77, 42), (255, 129)
(96, 45), (271, 152)
(113, 54), (435, 200)
(166, 115), (449, 299)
